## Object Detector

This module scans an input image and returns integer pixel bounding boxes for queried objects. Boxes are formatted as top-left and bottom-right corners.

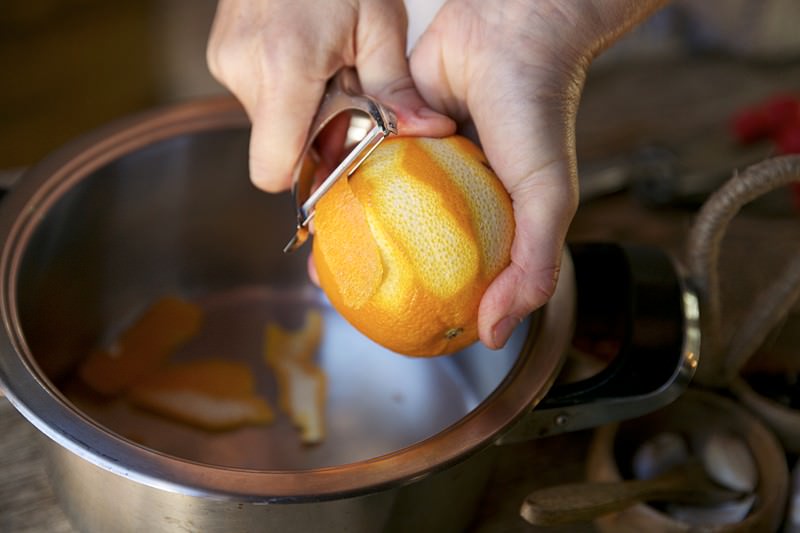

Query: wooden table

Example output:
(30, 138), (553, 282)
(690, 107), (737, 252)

(0, 398), (74, 532)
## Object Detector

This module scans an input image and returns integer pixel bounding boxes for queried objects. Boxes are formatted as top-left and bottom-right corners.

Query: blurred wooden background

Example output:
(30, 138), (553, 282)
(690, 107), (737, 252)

(0, 0), (222, 170)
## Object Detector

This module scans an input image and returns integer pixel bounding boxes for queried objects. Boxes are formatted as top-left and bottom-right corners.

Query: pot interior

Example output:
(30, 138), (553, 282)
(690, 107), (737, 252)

(14, 126), (526, 470)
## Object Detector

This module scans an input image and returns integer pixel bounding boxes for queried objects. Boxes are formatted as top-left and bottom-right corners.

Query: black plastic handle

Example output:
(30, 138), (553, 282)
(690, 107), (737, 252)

(499, 242), (700, 443)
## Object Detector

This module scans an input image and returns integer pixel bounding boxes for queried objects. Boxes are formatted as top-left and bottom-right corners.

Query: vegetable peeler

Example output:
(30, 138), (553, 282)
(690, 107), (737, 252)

(283, 68), (397, 253)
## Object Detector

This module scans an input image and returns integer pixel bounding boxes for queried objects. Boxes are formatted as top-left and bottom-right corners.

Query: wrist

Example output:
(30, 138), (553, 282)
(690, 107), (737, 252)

(581, 0), (671, 59)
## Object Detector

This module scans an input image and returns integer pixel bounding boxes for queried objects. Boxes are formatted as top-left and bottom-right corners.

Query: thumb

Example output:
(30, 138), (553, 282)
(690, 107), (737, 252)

(355, 2), (456, 137)
(247, 72), (329, 193)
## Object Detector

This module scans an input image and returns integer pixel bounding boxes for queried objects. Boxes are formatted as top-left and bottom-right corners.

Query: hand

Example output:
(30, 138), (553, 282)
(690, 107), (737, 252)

(410, 0), (667, 349)
(207, 0), (455, 193)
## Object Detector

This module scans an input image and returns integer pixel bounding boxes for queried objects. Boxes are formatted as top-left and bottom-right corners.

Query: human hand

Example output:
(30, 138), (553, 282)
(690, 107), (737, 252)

(207, 0), (456, 193)
(410, 0), (668, 349)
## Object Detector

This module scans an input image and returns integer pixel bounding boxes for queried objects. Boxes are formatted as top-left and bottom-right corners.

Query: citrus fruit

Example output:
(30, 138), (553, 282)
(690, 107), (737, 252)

(312, 135), (514, 357)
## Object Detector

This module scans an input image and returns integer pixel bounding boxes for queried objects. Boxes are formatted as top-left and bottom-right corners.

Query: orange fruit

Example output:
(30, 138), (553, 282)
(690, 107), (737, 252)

(312, 135), (514, 357)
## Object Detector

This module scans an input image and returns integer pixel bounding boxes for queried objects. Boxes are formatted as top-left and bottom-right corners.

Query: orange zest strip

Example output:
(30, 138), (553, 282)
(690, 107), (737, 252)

(79, 296), (203, 395)
(263, 309), (327, 444)
(127, 358), (275, 431)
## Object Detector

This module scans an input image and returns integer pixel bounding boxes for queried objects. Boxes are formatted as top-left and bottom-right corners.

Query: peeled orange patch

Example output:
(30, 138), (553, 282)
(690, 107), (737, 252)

(358, 140), (480, 299)
(79, 296), (203, 395)
(421, 137), (514, 274)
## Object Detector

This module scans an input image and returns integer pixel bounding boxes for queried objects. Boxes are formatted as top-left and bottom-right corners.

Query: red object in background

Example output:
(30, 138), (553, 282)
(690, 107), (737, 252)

(775, 124), (800, 155)
(731, 94), (800, 145)
(732, 110), (771, 144)
(731, 93), (800, 211)
(763, 95), (800, 134)
(771, 111), (800, 212)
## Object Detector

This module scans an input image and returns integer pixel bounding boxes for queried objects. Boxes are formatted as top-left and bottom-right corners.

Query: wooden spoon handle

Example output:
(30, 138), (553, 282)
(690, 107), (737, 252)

(520, 478), (679, 526)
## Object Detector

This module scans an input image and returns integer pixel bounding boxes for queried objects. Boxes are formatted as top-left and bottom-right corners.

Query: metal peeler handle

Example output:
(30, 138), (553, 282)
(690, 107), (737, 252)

(283, 68), (397, 253)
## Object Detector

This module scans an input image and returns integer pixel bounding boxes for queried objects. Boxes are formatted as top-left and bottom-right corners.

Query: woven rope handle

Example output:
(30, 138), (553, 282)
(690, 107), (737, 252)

(686, 155), (800, 386)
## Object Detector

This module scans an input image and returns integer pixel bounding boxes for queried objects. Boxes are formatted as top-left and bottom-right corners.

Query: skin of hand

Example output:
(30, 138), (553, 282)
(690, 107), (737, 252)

(409, 0), (669, 349)
(208, 0), (668, 352)
(206, 0), (455, 194)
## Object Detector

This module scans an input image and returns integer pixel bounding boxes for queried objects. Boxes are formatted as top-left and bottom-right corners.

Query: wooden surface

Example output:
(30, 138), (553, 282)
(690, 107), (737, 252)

(0, 0), (163, 169)
(3, 4), (800, 530)
(0, 399), (73, 533)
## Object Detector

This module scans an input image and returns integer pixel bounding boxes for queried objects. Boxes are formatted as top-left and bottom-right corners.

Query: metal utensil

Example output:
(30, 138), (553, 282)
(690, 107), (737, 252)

(283, 68), (397, 253)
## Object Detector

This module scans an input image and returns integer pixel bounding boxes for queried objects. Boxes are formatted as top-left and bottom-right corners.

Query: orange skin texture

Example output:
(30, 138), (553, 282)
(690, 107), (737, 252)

(313, 135), (514, 357)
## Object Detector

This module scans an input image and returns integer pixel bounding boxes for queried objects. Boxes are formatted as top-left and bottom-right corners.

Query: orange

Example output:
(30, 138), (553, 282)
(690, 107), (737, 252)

(312, 135), (514, 357)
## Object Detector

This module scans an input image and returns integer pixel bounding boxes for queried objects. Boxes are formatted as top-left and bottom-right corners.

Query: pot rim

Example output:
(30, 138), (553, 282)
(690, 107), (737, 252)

(0, 97), (574, 502)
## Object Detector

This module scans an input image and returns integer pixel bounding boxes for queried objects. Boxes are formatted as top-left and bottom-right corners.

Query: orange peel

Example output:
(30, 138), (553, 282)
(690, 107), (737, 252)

(79, 296), (202, 395)
(264, 309), (327, 444)
(128, 358), (274, 431)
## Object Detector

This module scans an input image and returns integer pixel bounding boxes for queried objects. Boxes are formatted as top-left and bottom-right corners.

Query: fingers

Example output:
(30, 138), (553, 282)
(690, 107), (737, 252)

(207, 0), (337, 193)
(409, 1), (583, 349)
(247, 78), (330, 193)
(469, 69), (581, 350)
(307, 253), (320, 286)
(208, 0), (454, 194)
(409, 0), (671, 350)
(478, 166), (578, 349)
(356, 1), (456, 137)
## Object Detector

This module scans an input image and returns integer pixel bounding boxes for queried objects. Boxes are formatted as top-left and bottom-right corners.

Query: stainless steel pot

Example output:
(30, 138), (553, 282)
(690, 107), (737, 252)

(0, 97), (700, 532)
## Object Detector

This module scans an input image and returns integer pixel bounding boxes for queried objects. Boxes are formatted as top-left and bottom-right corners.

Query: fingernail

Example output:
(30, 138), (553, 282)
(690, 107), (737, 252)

(492, 316), (521, 349)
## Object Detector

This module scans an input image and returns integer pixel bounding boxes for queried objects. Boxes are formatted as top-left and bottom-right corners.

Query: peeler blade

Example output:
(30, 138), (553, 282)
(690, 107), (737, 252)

(282, 68), (396, 253)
